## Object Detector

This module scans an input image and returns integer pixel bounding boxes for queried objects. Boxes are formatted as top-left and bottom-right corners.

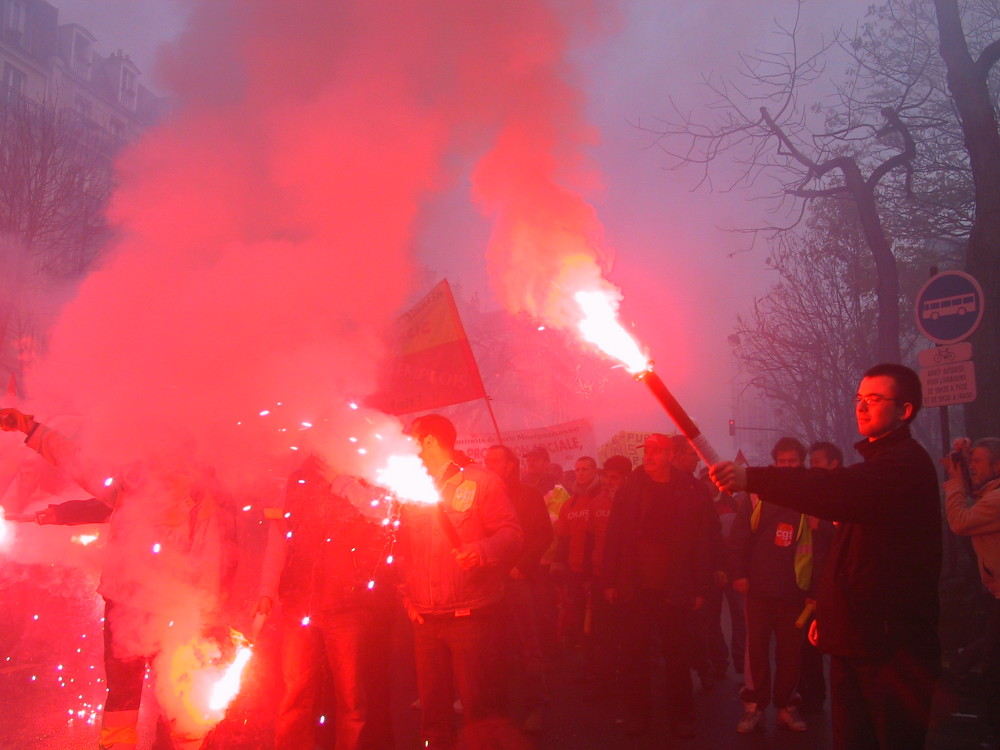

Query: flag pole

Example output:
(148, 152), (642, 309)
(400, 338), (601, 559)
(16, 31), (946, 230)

(440, 280), (504, 446)
(482, 395), (503, 446)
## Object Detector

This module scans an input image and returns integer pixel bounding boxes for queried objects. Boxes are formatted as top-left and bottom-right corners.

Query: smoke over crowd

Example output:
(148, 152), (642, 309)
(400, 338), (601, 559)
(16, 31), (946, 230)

(3, 0), (622, 741)
(25, 0), (619, 480)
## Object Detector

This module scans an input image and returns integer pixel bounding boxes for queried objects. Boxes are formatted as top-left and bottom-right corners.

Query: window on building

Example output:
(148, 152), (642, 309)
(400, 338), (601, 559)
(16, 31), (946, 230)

(119, 66), (136, 110)
(5, 0), (26, 36)
(74, 95), (92, 121)
(2, 62), (26, 100)
(72, 32), (92, 78)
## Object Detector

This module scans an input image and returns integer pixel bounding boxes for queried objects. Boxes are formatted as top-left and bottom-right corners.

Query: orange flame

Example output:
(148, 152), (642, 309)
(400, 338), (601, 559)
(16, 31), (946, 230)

(208, 644), (253, 712)
(375, 454), (440, 505)
(574, 290), (649, 374)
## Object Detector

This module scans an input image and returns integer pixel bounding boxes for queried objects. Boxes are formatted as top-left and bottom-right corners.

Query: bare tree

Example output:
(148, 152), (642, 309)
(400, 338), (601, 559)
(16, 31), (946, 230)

(646, 0), (923, 362)
(0, 91), (115, 384)
(732, 197), (939, 451)
(932, 0), (1000, 439)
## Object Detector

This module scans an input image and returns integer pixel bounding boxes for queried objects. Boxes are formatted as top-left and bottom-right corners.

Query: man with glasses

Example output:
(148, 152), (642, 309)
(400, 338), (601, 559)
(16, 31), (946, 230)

(710, 364), (941, 750)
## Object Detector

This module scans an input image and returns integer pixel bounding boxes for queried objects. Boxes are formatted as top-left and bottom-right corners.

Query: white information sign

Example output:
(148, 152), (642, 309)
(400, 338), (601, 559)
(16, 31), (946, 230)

(917, 342), (972, 369)
(920, 361), (977, 407)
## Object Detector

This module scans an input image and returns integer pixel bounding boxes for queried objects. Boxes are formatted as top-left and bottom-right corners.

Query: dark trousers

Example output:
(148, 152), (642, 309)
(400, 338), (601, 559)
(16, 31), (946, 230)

(744, 596), (803, 709)
(586, 585), (619, 686)
(798, 614), (826, 706)
(101, 600), (159, 748)
(619, 589), (695, 725)
(502, 577), (548, 713)
(103, 601), (149, 715)
(723, 584), (746, 671)
(275, 607), (370, 750)
(983, 597), (1000, 739)
(412, 605), (506, 750)
(693, 583), (730, 677)
(829, 645), (940, 750)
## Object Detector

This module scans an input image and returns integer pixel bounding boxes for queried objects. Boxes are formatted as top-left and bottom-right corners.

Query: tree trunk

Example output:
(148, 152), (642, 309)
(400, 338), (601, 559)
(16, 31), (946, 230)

(842, 164), (901, 363)
(934, 0), (1000, 439)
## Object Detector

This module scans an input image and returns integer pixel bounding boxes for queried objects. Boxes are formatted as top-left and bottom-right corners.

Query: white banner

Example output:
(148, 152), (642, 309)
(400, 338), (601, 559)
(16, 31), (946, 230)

(456, 418), (597, 470)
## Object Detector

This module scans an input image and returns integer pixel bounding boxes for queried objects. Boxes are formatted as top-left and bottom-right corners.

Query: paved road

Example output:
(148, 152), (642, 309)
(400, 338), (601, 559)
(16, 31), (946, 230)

(3, 602), (996, 750)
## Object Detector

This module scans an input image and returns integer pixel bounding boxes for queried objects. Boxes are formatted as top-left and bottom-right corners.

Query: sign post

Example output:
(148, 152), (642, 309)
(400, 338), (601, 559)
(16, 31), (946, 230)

(915, 270), (984, 459)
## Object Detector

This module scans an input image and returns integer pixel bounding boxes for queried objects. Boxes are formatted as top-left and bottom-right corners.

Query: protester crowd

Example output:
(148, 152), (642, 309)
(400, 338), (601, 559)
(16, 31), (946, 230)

(1, 362), (1000, 750)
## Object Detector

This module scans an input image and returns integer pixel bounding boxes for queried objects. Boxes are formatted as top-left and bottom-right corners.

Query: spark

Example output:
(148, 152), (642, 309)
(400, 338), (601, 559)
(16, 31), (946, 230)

(103, 477), (114, 487)
(301, 616), (310, 626)
(151, 543), (161, 554)
(242, 505), (252, 512)
(259, 410), (270, 417)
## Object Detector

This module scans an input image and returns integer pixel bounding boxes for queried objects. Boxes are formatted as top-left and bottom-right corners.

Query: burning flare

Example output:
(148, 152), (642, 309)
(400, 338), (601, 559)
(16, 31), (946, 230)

(375, 454), (440, 506)
(209, 643), (253, 713)
(72, 532), (100, 546)
(574, 290), (649, 374)
(0, 506), (10, 547)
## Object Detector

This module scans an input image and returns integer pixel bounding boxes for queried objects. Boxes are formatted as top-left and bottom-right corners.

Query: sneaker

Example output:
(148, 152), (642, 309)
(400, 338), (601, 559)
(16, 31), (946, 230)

(736, 703), (764, 733)
(776, 706), (807, 731)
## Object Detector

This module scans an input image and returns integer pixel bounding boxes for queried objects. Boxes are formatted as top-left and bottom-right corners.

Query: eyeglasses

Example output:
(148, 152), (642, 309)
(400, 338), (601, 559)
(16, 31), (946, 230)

(854, 394), (897, 408)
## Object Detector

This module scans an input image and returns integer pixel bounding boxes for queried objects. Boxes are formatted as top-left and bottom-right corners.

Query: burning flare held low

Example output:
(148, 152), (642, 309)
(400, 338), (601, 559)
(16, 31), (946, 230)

(209, 640), (253, 713)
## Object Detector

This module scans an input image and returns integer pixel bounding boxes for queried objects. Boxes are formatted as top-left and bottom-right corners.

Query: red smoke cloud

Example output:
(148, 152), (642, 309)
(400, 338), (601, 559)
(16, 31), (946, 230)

(26, 0), (617, 479)
(5, 0), (623, 737)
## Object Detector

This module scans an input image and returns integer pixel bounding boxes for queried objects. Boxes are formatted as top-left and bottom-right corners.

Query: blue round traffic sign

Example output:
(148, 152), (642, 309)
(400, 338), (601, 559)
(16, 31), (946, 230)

(914, 271), (984, 344)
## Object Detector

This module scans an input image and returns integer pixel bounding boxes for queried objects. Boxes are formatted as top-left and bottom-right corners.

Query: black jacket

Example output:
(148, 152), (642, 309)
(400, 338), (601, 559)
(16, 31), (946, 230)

(746, 426), (941, 658)
(600, 467), (714, 607)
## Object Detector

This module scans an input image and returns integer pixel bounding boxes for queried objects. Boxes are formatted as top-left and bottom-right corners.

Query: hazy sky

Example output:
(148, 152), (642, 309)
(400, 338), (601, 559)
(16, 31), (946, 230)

(48, 0), (879, 454)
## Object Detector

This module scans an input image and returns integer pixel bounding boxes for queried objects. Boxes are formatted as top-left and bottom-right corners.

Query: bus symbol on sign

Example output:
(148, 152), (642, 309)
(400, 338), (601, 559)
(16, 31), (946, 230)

(915, 271), (984, 345)
(921, 293), (976, 321)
